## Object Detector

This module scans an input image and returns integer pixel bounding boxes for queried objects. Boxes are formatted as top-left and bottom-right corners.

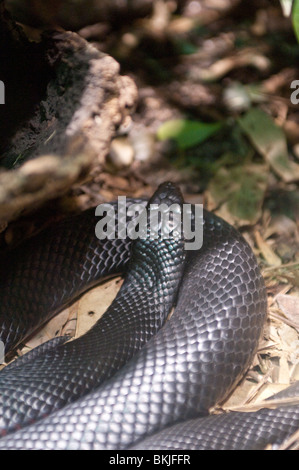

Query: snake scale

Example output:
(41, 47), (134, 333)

(0, 181), (298, 450)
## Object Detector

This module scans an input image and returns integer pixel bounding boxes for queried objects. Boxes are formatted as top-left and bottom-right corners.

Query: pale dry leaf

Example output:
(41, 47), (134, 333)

(256, 383), (292, 401)
(265, 321), (299, 385)
(24, 307), (73, 350)
(75, 277), (123, 338)
(292, 362), (299, 381)
(278, 352), (290, 384)
(275, 293), (299, 327)
(278, 429), (299, 450)
(268, 321), (299, 355)
(226, 394), (299, 412)
(222, 380), (261, 408)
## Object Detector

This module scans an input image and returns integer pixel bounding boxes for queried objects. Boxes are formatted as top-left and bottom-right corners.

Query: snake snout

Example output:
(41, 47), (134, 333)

(148, 181), (184, 207)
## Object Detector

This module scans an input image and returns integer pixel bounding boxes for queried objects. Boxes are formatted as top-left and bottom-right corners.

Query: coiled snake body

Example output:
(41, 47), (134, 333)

(0, 182), (298, 450)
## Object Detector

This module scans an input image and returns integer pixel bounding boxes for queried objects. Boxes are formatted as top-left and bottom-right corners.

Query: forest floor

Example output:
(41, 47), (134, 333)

(3, 0), (299, 449)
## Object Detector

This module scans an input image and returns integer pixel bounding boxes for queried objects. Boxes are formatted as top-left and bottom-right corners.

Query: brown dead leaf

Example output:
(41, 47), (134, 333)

(255, 230), (281, 267)
(263, 215), (298, 239)
(280, 272), (299, 289)
(199, 48), (270, 82)
(284, 118), (299, 145)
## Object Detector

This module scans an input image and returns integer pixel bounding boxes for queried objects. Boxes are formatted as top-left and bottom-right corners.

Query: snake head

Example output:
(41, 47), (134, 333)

(147, 181), (184, 208)
(143, 182), (185, 242)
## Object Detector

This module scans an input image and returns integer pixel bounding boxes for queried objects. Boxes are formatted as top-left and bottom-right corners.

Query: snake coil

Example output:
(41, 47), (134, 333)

(0, 182), (298, 450)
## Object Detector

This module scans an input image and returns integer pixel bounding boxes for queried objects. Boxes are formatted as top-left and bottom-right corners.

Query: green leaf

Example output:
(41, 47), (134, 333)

(208, 164), (268, 225)
(157, 119), (223, 150)
(173, 38), (198, 55)
(238, 108), (299, 182)
(292, 0), (299, 42)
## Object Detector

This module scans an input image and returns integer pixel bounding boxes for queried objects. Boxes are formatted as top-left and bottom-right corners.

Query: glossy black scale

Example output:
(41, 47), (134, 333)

(0, 182), (283, 450)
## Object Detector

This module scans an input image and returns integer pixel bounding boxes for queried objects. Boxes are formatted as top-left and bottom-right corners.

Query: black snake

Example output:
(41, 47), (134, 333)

(0, 181), (298, 450)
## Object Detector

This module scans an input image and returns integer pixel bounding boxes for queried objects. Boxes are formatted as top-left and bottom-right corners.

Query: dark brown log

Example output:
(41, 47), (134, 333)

(0, 3), (137, 224)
